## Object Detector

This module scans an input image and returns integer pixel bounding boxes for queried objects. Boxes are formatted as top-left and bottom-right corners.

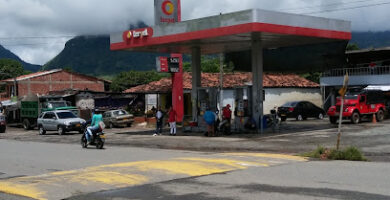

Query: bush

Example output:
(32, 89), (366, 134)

(301, 146), (325, 158)
(302, 146), (367, 161)
(344, 147), (367, 161)
(328, 149), (345, 160)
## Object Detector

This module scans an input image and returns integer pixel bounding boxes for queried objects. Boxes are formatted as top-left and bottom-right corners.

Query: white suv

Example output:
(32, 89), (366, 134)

(37, 110), (86, 135)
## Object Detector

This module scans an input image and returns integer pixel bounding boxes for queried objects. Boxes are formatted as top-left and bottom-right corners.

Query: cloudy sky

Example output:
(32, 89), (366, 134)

(1, 0), (390, 65)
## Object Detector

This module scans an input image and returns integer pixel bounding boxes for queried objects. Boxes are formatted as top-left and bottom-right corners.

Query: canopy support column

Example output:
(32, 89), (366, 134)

(251, 35), (264, 133)
(191, 47), (201, 122)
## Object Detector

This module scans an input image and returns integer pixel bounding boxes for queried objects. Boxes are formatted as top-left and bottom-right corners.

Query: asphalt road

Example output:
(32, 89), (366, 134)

(1, 140), (390, 200)
(1, 119), (390, 161)
(0, 140), (305, 199)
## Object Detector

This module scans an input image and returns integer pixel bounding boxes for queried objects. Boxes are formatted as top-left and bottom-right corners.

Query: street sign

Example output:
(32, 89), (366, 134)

(338, 72), (349, 96)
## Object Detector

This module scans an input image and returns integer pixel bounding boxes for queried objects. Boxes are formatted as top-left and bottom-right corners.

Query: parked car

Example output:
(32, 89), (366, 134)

(278, 101), (325, 121)
(103, 110), (134, 128)
(37, 110), (86, 135)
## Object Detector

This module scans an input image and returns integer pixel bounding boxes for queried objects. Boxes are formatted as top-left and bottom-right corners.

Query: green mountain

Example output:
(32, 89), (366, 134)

(43, 35), (166, 76)
(43, 31), (390, 76)
(350, 31), (390, 49)
(0, 44), (41, 72)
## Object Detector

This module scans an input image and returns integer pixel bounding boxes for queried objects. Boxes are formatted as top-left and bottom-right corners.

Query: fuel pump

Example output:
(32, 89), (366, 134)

(197, 88), (218, 131)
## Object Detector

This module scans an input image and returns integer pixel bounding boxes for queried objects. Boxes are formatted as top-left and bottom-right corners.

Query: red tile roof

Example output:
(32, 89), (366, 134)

(124, 72), (319, 93)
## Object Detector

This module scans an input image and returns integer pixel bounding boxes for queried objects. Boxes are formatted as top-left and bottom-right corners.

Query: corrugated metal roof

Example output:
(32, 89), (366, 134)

(0, 69), (111, 83)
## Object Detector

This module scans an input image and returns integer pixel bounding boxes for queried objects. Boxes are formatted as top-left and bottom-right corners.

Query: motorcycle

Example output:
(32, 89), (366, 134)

(81, 126), (105, 149)
(215, 117), (231, 136)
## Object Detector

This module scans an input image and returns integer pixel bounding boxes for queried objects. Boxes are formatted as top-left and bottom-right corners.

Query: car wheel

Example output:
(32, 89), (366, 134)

(376, 110), (385, 122)
(281, 117), (287, 122)
(329, 117), (337, 124)
(23, 119), (31, 130)
(351, 112), (360, 124)
(318, 113), (324, 120)
(58, 126), (65, 135)
(109, 122), (114, 129)
(0, 126), (6, 133)
(296, 114), (303, 121)
(39, 126), (46, 135)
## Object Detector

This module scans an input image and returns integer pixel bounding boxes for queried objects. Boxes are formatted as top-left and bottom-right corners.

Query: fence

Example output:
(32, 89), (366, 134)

(322, 66), (390, 77)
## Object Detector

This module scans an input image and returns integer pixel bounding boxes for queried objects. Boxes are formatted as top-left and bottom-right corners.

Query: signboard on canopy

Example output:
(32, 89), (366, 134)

(154, 0), (180, 25)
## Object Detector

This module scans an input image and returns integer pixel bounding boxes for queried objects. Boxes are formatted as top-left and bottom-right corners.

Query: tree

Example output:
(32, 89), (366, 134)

(111, 70), (166, 92)
(183, 56), (234, 73)
(0, 58), (26, 80)
(346, 43), (360, 51)
(300, 72), (322, 84)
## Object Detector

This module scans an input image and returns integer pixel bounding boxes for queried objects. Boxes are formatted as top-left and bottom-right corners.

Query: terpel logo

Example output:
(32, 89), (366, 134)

(162, 0), (174, 15)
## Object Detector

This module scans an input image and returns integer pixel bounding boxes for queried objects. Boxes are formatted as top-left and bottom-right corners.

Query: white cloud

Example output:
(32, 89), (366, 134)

(0, 0), (389, 65)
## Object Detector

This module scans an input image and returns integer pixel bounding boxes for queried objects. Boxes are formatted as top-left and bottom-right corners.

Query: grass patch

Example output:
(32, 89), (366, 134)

(301, 146), (367, 161)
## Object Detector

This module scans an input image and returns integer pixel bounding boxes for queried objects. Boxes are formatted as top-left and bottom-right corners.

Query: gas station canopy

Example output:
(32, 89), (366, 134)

(110, 9), (351, 54)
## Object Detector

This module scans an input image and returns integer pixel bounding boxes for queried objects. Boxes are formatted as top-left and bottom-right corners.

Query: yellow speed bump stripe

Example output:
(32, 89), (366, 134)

(223, 152), (308, 162)
(0, 153), (301, 200)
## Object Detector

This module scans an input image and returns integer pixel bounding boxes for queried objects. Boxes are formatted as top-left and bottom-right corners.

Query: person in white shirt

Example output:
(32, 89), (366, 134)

(154, 106), (164, 136)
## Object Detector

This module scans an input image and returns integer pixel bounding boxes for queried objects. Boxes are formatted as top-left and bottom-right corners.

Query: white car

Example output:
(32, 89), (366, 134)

(37, 110), (86, 135)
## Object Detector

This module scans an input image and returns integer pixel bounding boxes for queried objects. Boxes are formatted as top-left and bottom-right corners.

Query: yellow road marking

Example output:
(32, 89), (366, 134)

(223, 152), (308, 162)
(0, 182), (45, 200)
(0, 153), (304, 200)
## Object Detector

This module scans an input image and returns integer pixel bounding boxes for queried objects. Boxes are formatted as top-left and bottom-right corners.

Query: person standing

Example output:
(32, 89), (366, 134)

(154, 106), (164, 136)
(168, 106), (177, 136)
(203, 108), (216, 137)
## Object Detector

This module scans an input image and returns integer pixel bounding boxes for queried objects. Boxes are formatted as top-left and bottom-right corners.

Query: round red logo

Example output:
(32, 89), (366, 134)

(162, 0), (174, 15)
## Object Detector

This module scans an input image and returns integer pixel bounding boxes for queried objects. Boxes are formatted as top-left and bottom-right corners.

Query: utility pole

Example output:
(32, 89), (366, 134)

(219, 53), (224, 118)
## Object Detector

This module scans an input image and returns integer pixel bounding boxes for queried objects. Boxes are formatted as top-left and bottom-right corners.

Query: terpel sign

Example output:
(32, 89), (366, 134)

(154, 0), (180, 24)
(122, 28), (153, 43)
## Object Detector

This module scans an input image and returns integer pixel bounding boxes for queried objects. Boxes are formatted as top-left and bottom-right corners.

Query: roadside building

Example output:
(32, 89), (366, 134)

(321, 47), (390, 111)
(0, 69), (111, 101)
(125, 72), (320, 120)
(46, 89), (137, 120)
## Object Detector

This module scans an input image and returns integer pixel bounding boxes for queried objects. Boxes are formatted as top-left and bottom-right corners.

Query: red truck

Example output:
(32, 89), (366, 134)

(327, 90), (386, 124)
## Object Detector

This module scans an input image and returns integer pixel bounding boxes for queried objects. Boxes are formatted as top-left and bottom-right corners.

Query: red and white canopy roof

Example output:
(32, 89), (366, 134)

(110, 9), (351, 54)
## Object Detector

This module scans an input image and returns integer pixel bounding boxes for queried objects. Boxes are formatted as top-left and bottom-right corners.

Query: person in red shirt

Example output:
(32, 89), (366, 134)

(168, 106), (177, 136)
(223, 104), (232, 120)
(220, 104), (232, 131)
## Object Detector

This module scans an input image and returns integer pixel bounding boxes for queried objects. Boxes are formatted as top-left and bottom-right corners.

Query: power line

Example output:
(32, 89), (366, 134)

(0, 35), (75, 40)
(280, 0), (374, 11)
(301, 1), (390, 14)
(1, 42), (65, 47)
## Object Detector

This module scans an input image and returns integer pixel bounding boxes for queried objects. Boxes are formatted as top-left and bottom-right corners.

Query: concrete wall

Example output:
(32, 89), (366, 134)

(264, 88), (322, 114)
(15, 71), (105, 97)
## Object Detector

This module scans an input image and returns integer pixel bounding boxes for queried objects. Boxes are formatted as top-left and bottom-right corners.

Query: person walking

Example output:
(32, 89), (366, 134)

(203, 108), (216, 137)
(154, 106), (164, 136)
(168, 106), (177, 136)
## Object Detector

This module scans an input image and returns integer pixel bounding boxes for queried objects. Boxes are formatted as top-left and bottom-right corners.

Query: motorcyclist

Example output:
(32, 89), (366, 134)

(86, 109), (104, 144)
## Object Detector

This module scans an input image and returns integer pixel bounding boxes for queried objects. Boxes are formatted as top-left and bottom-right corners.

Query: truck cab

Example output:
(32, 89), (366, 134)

(327, 90), (386, 124)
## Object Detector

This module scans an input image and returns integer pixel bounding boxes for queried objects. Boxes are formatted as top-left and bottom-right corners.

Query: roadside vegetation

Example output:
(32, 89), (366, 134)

(301, 146), (367, 161)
